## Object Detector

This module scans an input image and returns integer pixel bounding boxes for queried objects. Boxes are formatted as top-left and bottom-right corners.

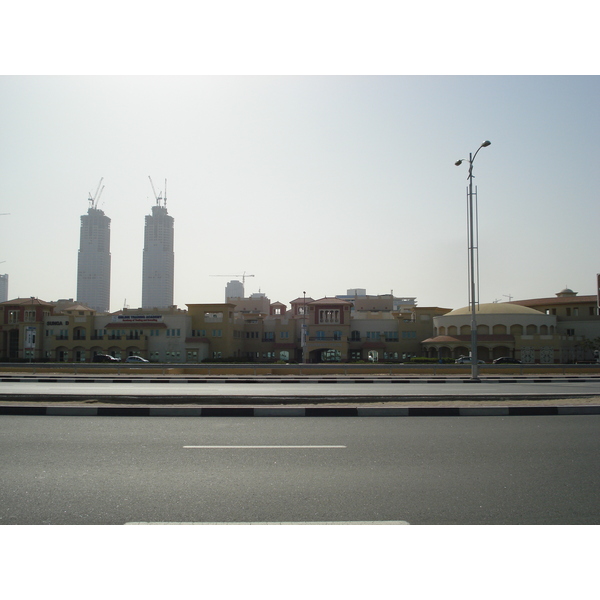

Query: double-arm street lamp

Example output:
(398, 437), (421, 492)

(455, 140), (491, 382)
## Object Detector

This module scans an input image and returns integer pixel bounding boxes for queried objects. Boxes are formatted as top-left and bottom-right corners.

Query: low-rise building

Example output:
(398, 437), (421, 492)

(422, 288), (600, 363)
(0, 297), (54, 360)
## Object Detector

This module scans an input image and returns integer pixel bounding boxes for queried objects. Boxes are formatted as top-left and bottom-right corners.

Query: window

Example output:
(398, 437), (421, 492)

(24, 310), (36, 322)
(264, 332), (274, 341)
(367, 331), (381, 340)
(385, 331), (399, 341)
(8, 310), (18, 324)
(319, 309), (340, 324)
(401, 331), (417, 339)
(333, 330), (342, 341)
(566, 328), (575, 336)
(205, 312), (223, 322)
(212, 329), (222, 337)
(316, 330), (325, 340)
(280, 331), (289, 339)
(350, 331), (360, 341)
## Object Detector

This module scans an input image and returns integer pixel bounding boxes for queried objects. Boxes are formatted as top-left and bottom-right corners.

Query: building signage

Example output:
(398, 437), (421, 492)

(25, 326), (36, 349)
(46, 320), (69, 326)
(113, 315), (163, 324)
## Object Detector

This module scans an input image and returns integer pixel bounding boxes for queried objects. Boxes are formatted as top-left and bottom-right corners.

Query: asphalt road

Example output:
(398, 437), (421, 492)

(1, 378), (600, 402)
(2, 414), (598, 525)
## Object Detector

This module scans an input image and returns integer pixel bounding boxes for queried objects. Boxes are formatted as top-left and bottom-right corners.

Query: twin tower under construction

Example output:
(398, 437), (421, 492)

(76, 179), (174, 313)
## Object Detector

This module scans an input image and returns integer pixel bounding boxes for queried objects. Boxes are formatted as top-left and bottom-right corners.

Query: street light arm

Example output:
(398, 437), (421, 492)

(455, 141), (490, 177)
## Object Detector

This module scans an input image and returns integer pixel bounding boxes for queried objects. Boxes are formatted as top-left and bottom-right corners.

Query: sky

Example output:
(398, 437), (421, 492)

(1, 4), (599, 314)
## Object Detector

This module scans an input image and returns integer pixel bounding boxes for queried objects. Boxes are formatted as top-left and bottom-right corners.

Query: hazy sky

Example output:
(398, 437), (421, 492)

(2, 7), (598, 312)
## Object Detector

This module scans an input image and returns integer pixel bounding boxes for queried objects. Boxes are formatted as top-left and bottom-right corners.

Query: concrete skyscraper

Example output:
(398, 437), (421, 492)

(77, 181), (111, 313)
(0, 274), (8, 303)
(142, 179), (174, 309)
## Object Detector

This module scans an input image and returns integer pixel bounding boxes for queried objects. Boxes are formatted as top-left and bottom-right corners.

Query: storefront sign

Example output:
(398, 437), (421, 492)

(113, 315), (163, 324)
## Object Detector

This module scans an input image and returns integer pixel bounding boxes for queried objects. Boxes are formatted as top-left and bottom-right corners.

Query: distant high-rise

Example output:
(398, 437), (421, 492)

(77, 206), (111, 313)
(0, 274), (8, 302)
(142, 194), (174, 309)
(225, 280), (244, 301)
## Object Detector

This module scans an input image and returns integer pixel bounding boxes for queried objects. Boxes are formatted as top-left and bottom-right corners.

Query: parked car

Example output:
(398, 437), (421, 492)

(493, 357), (522, 364)
(455, 356), (485, 364)
(125, 355), (149, 363)
(92, 354), (121, 363)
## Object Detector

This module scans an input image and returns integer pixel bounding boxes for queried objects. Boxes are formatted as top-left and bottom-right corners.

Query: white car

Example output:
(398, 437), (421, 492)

(455, 356), (485, 364)
(125, 355), (149, 363)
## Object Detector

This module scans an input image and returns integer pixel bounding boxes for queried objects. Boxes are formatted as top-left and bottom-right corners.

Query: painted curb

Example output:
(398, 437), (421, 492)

(1, 405), (599, 417)
(2, 375), (599, 384)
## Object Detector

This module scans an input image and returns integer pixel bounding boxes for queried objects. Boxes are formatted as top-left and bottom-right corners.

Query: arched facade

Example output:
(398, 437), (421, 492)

(423, 303), (559, 363)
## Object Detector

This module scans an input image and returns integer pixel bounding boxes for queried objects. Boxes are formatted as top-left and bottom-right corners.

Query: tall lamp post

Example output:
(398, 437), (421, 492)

(455, 140), (491, 382)
(301, 291), (307, 364)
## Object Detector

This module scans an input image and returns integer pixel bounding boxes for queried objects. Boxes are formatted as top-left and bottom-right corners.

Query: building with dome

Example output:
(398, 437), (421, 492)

(422, 288), (600, 363)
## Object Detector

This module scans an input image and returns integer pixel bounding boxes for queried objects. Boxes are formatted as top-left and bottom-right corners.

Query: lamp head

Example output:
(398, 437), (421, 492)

(481, 140), (491, 147)
(454, 160), (463, 166)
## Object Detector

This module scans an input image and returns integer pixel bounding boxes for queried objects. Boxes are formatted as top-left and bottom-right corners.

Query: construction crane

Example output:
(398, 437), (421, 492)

(88, 178), (105, 209)
(148, 176), (167, 207)
(503, 294), (514, 302)
(211, 272), (255, 286)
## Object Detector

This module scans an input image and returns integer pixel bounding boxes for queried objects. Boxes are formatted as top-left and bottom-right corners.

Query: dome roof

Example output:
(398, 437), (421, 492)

(444, 302), (544, 316)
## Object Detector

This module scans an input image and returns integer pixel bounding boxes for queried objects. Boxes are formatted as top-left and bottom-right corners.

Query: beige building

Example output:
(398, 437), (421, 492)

(0, 297), (54, 361)
(422, 288), (600, 363)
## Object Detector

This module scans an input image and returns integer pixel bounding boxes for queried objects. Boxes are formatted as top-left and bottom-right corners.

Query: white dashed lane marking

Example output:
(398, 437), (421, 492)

(183, 445), (347, 449)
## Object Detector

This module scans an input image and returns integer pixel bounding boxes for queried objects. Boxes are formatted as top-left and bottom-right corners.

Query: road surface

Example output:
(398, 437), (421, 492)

(1, 414), (598, 525)
(1, 376), (599, 404)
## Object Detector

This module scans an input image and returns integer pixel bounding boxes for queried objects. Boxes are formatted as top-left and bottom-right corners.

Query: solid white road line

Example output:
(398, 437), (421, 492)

(183, 445), (347, 449)
(125, 521), (409, 525)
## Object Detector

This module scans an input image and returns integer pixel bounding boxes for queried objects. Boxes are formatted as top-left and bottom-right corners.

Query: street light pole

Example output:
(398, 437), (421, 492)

(302, 291), (307, 364)
(455, 140), (491, 382)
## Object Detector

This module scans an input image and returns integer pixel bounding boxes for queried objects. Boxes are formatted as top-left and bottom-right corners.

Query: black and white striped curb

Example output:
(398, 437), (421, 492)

(1, 405), (599, 417)
(2, 375), (600, 384)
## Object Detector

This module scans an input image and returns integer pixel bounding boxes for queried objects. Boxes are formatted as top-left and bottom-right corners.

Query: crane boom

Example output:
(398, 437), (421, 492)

(211, 272), (255, 285)
(88, 177), (104, 209)
(148, 176), (162, 205)
(94, 185), (105, 209)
